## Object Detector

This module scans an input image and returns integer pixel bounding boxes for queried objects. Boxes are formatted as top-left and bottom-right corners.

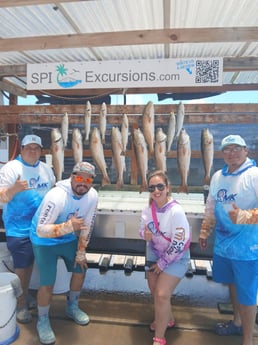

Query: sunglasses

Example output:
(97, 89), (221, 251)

(148, 183), (166, 193)
(73, 174), (93, 184)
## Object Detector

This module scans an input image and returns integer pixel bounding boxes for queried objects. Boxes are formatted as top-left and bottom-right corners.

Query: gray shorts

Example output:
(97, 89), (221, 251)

(146, 245), (190, 279)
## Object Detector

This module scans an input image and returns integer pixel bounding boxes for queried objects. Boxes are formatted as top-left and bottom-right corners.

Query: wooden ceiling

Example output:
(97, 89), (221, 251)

(0, 0), (258, 100)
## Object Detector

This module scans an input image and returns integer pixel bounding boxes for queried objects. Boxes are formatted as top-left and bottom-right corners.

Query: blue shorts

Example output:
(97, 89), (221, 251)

(213, 254), (258, 306)
(32, 240), (86, 286)
(146, 245), (190, 279)
(6, 236), (34, 268)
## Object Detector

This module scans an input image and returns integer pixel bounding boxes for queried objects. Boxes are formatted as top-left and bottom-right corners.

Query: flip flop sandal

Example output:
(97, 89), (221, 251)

(215, 320), (243, 336)
(153, 337), (166, 345)
(149, 319), (175, 332)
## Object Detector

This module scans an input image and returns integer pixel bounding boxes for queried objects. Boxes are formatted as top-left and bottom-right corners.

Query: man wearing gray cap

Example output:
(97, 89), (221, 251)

(199, 135), (258, 345)
(30, 161), (98, 345)
(0, 134), (56, 324)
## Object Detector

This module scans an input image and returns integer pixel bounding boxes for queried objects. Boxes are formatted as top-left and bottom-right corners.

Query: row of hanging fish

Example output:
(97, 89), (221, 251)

(134, 100), (186, 192)
(60, 100), (183, 162)
(50, 104), (127, 186)
(178, 127), (214, 194)
(134, 126), (191, 193)
(50, 100), (214, 193)
(141, 100), (185, 155)
(134, 125), (214, 194)
(50, 101), (128, 185)
(50, 126), (84, 182)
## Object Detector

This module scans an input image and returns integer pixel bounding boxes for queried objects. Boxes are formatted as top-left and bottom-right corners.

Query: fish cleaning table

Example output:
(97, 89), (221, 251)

(87, 191), (211, 273)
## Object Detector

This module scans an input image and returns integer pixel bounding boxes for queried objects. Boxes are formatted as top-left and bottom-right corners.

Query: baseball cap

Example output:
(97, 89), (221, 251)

(72, 162), (96, 177)
(21, 134), (43, 148)
(220, 135), (246, 150)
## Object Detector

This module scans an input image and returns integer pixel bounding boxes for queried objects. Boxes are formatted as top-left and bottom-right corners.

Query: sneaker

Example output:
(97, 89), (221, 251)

(66, 301), (89, 325)
(215, 320), (243, 336)
(16, 306), (32, 324)
(37, 315), (56, 345)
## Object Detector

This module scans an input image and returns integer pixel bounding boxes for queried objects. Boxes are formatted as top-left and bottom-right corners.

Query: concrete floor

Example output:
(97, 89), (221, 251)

(7, 271), (258, 345)
(11, 293), (258, 345)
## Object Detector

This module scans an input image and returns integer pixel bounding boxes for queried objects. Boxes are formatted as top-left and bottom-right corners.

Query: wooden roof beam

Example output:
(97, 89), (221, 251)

(0, 27), (258, 52)
(0, 79), (27, 97)
(0, 0), (86, 7)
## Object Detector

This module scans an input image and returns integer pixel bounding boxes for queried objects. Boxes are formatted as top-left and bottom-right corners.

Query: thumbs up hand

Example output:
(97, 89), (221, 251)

(13, 175), (29, 193)
(228, 203), (240, 224)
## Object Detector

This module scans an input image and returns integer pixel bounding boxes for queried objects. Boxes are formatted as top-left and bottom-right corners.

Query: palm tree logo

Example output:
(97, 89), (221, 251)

(56, 64), (82, 88)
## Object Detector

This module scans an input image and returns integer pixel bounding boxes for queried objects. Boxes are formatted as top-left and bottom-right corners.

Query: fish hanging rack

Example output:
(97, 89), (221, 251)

(1, 103), (258, 192)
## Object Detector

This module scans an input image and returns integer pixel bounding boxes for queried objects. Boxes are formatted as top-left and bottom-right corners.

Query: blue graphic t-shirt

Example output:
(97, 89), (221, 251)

(0, 156), (55, 237)
(209, 158), (258, 260)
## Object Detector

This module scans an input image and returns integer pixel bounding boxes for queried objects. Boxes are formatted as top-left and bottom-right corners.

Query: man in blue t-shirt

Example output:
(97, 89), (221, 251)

(0, 134), (55, 324)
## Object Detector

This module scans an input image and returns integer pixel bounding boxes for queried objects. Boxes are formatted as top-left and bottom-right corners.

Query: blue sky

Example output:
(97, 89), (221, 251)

(112, 90), (258, 105)
(3, 90), (258, 105)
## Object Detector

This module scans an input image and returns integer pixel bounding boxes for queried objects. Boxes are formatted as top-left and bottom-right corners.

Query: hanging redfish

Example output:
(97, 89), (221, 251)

(61, 112), (69, 147)
(72, 128), (83, 164)
(90, 127), (110, 186)
(99, 102), (107, 144)
(154, 128), (167, 173)
(121, 113), (129, 156)
(142, 101), (155, 156)
(133, 128), (148, 193)
(111, 126), (125, 189)
(201, 128), (214, 186)
(177, 128), (191, 194)
(166, 112), (176, 153)
(51, 128), (64, 181)
(175, 102), (185, 140)
(84, 100), (91, 145)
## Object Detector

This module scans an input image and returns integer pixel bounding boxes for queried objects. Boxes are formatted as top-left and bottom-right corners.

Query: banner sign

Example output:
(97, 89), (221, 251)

(27, 58), (223, 90)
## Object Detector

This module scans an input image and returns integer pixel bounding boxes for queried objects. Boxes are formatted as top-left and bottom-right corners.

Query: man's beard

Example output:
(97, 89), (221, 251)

(72, 184), (89, 196)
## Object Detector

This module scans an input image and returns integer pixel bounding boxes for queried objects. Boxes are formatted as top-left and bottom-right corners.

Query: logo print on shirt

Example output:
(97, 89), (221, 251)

(148, 221), (159, 236)
(29, 176), (48, 190)
(39, 201), (55, 224)
(148, 221), (170, 239)
(216, 189), (237, 202)
(29, 176), (40, 188)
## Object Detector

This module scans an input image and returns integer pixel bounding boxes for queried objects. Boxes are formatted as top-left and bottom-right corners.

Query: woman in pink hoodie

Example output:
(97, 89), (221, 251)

(139, 170), (191, 345)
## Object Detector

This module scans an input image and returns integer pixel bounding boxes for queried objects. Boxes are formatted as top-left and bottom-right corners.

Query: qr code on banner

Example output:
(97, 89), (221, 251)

(195, 59), (220, 83)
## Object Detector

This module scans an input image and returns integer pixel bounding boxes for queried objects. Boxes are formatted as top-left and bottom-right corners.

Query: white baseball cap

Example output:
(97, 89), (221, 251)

(21, 134), (43, 148)
(220, 135), (246, 150)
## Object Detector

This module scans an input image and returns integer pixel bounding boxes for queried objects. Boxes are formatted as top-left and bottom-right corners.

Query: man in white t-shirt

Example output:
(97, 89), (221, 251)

(31, 161), (98, 345)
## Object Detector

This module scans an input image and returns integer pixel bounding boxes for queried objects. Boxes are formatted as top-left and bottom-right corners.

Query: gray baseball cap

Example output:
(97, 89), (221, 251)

(72, 162), (96, 177)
